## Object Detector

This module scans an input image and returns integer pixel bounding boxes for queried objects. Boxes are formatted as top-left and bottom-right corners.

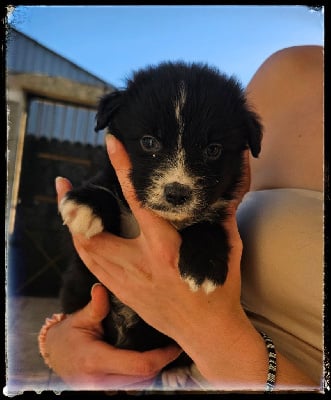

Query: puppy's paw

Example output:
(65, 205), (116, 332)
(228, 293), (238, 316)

(179, 223), (229, 295)
(182, 275), (218, 294)
(59, 197), (104, 238)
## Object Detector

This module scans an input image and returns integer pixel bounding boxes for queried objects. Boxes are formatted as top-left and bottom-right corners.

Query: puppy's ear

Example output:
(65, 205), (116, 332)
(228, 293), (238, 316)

(245, 109), (263, 158)
(95, 90), (124, 132)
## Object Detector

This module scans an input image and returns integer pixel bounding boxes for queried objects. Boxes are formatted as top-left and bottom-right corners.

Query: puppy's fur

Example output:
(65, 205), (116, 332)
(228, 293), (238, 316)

(59, 62), (262, 370)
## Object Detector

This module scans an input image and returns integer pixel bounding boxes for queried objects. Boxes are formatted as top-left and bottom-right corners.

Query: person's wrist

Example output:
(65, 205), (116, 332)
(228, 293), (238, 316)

(175, 305), (268, 390)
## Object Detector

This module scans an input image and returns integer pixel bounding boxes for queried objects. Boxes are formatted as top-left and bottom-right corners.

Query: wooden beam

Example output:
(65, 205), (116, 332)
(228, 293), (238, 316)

(7, 73), (113, 108)
(37, 152), (91, 166)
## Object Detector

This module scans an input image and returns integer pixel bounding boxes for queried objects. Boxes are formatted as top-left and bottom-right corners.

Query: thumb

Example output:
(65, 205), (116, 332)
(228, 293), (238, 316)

(89, 282), (111, 321)
(230, 149), (251, 211)
(74, 283), (110, 328)
(105, 134), (176, 238)
(55, 176), (72, 204)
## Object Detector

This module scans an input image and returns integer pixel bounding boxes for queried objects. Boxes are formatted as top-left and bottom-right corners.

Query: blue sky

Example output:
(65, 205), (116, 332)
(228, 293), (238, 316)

(8, 5), (324, 89)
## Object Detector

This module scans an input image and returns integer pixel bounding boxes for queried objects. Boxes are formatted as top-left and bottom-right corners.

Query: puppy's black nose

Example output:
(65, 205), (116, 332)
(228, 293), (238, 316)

(164, 182), (192, 206)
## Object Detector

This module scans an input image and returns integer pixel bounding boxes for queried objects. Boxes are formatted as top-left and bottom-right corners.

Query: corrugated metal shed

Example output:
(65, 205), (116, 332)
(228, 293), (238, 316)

(26, 98), (105, 146)
(7, 26), (115, 298)
(7, 26), (115, 146)
(7, 27), (114, 88)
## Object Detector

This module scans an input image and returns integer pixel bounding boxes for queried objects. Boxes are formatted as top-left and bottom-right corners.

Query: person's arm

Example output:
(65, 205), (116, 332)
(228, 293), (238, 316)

(246, 45), (323, 192)
(49, 135), (318, 391)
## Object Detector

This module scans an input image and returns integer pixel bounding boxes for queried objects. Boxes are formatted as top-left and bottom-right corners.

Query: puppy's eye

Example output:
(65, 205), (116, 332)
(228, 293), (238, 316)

(140, 135), (162, 152)
(204, 143), (222, 160)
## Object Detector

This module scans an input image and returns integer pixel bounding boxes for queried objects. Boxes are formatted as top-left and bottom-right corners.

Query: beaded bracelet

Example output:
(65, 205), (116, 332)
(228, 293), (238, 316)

(38, 313), (67, 368)
(260, 331), (277, 392)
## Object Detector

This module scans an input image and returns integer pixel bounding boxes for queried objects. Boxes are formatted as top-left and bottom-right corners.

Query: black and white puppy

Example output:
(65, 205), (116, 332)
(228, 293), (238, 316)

(59, 62), (262, 359)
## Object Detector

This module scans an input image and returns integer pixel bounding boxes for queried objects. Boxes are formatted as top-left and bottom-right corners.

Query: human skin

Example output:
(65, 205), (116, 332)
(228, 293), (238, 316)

(43, 277), (182, 390)
(49, 136), (317, 391)
(44, 45), (323, 391)
(247, 45), (323, 192)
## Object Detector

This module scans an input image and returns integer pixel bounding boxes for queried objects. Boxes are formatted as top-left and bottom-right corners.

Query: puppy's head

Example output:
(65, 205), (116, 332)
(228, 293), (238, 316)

(96, 62), (262, 226)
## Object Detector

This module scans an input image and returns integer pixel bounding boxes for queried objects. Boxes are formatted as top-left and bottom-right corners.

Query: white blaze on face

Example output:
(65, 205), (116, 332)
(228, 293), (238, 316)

(145, 82), (202, 221)
(145, 146), (199, 221)
(171, 82), (188, 187)
(172, 80), (189, 186)
(174, 80), (186, 135)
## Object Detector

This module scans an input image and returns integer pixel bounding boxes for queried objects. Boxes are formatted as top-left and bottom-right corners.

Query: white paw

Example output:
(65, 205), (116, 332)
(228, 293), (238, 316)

(59, 198), (104, 238)
(182, 276), (217, 294)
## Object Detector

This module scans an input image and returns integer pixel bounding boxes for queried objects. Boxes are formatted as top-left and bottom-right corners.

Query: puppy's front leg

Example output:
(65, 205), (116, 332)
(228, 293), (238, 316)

(179, 223), (229, 294)
(59, 177), (122, 238)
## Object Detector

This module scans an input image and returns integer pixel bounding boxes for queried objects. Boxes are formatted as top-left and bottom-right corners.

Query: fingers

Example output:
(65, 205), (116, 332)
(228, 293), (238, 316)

(105, 134), (135, 205)
(228, 150), (251, 212)
(71, 234), (154, 307)
(241, 149), (251, 195)
(71, 281), (183, 377)
(67, 342), (182, 390)
(72, 233), (133, 282)
(89, 283), (111, 321)
(55, 176), (72, 204)
(71, 283), (111, 332)
(100, 344), (183, 377)
(105, 135), (177, 239)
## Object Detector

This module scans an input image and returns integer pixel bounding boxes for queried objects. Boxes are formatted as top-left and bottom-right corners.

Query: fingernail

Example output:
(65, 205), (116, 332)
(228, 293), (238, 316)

(55, 176), (64, 192)
(106, 134), (116, 154)
(91, 282), (102, 296)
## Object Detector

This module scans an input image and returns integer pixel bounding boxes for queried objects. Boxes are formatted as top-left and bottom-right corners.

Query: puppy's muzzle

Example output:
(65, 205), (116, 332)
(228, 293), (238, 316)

(164, 182), (192, 206)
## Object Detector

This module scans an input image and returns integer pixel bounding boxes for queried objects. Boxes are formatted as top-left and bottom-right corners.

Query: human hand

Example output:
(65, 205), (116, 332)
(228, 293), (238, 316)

(55, 136), (245, 369)
(43, 279), (182, 390)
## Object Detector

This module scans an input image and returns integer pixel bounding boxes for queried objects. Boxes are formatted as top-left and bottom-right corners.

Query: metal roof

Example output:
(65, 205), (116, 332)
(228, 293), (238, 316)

(26, 98), (106, 147)
(6, 27), (115, 89)
(7, 27), (114, 147)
